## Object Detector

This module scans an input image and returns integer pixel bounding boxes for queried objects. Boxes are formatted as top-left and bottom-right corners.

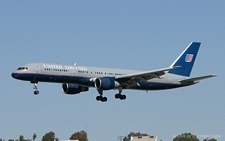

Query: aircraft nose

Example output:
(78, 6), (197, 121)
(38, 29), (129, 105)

(11, 72), (19, 78)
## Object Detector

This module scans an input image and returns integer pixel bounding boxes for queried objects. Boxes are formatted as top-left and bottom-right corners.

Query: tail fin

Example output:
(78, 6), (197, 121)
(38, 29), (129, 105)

(168, 42), (201, 77)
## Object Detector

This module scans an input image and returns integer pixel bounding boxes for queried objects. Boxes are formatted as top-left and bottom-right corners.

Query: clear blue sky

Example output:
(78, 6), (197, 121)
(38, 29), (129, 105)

(0, 1), (224, 141)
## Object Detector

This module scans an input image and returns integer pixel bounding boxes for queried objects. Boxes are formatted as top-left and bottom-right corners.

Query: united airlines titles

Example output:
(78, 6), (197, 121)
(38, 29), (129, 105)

(43, 64), (88, 71)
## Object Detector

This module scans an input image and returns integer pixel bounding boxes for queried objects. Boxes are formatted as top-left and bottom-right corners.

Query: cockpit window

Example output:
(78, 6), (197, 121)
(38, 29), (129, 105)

(17, 67), (28, 70)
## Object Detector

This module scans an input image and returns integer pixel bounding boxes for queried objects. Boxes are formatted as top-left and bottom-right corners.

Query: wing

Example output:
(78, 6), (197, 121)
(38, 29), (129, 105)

(115, 66), (180, 88)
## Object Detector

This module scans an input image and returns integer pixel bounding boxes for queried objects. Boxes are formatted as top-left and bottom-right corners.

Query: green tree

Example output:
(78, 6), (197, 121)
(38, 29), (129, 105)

(42, 131), (58, 141)
(70, 132), (79, 140)
(123, 137), (129, 141)
(203, 139), (217, 141)
(123, 132), (149, 141)
(8, 140), (14, 141)
(79, 130), (88, 141)
(32, 133), (37, 141)
(19, 135), (25, 141)
(70, 130), (88, 141)
(173, 133), (199, 141)
(209, 139), (217, 141)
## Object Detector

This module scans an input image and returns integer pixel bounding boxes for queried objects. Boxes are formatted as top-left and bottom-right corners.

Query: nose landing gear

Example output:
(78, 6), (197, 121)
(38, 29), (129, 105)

(32, 82), (39, 95)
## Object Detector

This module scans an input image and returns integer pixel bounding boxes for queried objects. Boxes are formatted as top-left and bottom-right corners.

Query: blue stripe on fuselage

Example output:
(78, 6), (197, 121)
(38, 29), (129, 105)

(13, 72), (94, 87)
(14, 72), (187, 90)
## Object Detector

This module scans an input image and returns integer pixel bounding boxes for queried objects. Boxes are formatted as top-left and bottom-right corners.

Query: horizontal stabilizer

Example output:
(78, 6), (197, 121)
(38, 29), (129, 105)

(180, 74), (217, 84)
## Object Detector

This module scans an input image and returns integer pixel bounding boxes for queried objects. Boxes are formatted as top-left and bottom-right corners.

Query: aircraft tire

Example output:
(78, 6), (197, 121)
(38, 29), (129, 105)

(96, 96), (102, 101)
(34, 90), (39, 95)
(101, 97), (107, 102)
(120, 95), (126, 100)
(115, 94), (121, 99)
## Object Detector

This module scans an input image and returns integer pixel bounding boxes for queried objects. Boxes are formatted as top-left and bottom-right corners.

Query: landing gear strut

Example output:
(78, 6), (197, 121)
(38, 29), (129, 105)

(32, 82), (39, 95)
(96, 89), (107, 102)
(115, 87), (126, 100)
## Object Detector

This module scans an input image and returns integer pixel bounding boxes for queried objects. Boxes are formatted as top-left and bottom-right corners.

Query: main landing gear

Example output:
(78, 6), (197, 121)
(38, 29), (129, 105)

(96, 88), (126, 102)
(32, 82), (39, 95)
(115, 94), (126, 100)
(96, 95), (107, 102)
(96, 89), (107, 102)
(115, 87), (126, 100)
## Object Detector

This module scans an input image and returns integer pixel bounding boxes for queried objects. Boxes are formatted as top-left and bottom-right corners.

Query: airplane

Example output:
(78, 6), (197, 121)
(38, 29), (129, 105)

(11, 42), (216, 102)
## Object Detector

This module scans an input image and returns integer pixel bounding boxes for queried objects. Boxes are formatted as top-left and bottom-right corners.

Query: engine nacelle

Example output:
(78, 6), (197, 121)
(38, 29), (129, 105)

(62, 83), (89, 95)
(94, 77), (121, 90)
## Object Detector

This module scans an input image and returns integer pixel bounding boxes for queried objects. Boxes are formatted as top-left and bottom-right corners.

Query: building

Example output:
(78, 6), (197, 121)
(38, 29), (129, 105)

(130, 136), (157, 141)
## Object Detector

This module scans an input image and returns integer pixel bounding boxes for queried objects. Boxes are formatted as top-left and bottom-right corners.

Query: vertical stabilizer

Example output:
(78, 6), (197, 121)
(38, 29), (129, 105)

(168, 42), (201, 77)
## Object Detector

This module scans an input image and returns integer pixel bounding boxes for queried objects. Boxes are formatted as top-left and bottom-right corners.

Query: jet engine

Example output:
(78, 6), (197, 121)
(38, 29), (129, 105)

(94, 77), (121, 90)
(62, 83), (89, 94)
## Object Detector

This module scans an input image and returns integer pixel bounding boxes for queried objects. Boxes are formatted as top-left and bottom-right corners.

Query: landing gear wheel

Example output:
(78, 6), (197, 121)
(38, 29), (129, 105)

(115, 87), (126, 100)
(96, 96), (102, 101)
(96, 96), (107, 102)
(120, 95), (126, 100)
(34, 90), (39, 95)
(32, 81), (39, 95)
(101, 97), (107, 102)
(115, 93), (126, 100)
(96, 89), (108, 102)
(115, 94), (121, 99)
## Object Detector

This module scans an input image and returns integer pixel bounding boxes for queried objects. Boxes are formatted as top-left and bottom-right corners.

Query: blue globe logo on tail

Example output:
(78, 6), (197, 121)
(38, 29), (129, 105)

(185, 54), (194, 62)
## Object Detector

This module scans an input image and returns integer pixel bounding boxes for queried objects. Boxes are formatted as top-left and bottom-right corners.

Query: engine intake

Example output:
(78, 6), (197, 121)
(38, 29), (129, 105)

(94, 77), (120, 90)
(62, 83), (89, 94)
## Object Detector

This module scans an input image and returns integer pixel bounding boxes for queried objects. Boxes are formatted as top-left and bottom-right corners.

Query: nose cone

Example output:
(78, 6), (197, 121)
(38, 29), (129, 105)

(11, 72), (19, 78)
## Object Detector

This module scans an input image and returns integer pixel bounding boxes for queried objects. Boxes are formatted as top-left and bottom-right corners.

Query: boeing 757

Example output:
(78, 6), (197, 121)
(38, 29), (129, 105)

(11, 42), (216, 102)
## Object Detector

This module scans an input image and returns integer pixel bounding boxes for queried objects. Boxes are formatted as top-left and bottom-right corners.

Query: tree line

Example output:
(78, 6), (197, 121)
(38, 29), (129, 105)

(1, 131), (218, 141)
(0, 130), (88, 141)
(122, 132), (217, 141)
